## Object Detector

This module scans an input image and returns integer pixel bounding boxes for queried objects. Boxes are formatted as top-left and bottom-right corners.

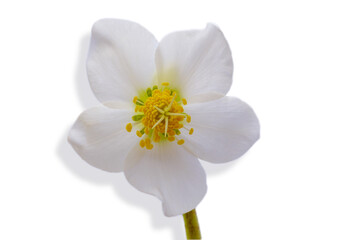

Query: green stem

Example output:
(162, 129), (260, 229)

(182, 209), (201, 239)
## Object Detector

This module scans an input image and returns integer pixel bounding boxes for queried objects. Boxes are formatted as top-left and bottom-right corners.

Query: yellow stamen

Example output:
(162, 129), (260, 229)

(189, 128), (194, 135)
(186, 115), (191, 123)
(154, 133), (161, 142)
(128, 84), (194, 149)
(145, 138), (153, 150)
(126, 123), (132, 132)
(168, 129), (175, 136)
(144, 128), (150, 135)
(136, 130), (143, 137)
(133, 96), (138, 104)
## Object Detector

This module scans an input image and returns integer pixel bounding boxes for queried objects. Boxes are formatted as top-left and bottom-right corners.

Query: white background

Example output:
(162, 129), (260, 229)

(1, 0), (359, 239)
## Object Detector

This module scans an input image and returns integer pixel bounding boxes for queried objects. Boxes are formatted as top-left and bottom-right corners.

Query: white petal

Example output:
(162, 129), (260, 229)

(68, 104), (138, 172)
(124, 142), (207, 217)
(155, 23), (233, 104)
(87, 19), (158, 103)
(182, 96), (260, 163)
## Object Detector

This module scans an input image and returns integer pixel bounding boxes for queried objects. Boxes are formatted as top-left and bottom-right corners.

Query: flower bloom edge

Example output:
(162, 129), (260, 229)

(68, 18), (260, 217)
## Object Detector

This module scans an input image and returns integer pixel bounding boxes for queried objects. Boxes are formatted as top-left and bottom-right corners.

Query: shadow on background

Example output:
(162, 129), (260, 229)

(57, 33), (239, 240)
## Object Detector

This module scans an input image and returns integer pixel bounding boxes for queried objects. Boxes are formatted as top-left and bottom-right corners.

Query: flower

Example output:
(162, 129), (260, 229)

(68, 19), (260, 217)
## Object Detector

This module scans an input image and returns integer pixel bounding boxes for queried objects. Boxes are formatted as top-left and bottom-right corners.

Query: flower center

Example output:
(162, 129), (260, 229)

(126, 82), (193, 150)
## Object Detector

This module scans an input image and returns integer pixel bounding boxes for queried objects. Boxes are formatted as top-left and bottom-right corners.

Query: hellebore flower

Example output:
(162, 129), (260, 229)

(68, 19), (260, 217)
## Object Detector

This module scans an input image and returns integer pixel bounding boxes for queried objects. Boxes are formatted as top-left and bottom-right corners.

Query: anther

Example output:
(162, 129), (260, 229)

(154, 133), (161, 142)
(168, 129), (175, 136)
(182, 98), (187, 105)
(139, 140), (145, 148)
(186, 115), (191, 123)
(145, 138), (153, 150)
(144, 128), (150, 135)
(189, 128), (194, 135)
(177, 139), (185, 145)
(133, 96), (138, 104)
(161, 82), (169, 86)
(136, 130), (143, 137)
(126, 123), (132, 132)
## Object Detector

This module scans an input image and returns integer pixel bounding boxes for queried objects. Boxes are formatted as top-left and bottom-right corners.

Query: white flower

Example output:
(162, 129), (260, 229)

(68, 19), (260, 217)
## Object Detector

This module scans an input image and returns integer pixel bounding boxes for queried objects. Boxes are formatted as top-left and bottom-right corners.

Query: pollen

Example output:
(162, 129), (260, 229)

(126, 123), (132, 132)
(145, 138), (153, 149)
(189, 128), (194, 135)
(144, 127), (150, 135)
(127, 82), (194, 150)
(136, 130), (143, 137)
(139, 139), (145, 148)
